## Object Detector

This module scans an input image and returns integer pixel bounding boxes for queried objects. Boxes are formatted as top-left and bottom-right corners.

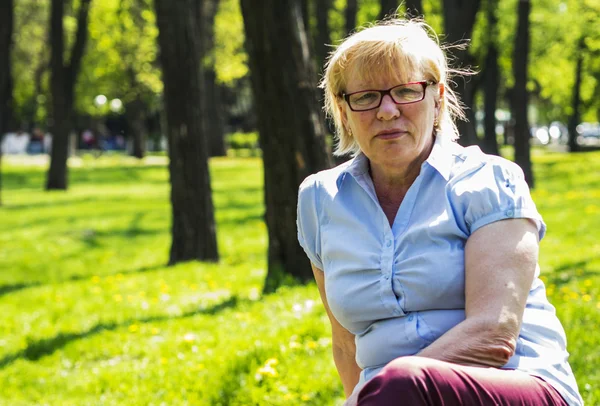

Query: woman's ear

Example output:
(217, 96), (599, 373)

(339, 101), (349, 129)
(435, 83), (444, 113)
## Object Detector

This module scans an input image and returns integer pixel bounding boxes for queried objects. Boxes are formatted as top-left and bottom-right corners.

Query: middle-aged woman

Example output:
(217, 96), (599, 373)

(296, 19), (583, 406)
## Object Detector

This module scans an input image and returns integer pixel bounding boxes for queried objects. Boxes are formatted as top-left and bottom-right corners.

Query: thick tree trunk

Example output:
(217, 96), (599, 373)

(482, 0), (499, 155)
(155, 0), (219, 264)
(442, 0), (482, 147)
(202, 0), (226, 157)
(240, 0), (332, 292)
(512, 0), (533, 186)
(379, 0), (399, 20)
(126, 97), (147, 159)
(567, 38), (584, 153)
(404, 0), (423, 17)
(345, 0), (358, 36)
(47, 0), (91, 190)
(315, 0), (333, 73)
(0, 0), (15, 206)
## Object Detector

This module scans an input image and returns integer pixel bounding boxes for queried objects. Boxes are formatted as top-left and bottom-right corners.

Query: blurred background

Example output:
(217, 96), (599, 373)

(0, 0), (599, 405)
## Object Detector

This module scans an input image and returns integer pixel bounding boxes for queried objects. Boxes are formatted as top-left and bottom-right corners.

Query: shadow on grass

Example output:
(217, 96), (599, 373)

(0, 296), (242, 369)
(0, 282), (42, 299)
(545, 258), (600, 287)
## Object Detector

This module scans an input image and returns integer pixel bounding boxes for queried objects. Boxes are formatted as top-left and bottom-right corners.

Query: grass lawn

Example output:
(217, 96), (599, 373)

(0, 149), (598, 405)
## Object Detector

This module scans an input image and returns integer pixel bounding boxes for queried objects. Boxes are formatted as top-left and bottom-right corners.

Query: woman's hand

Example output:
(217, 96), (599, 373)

(312, 263), (362, 398)
(417, 218), (539, 367)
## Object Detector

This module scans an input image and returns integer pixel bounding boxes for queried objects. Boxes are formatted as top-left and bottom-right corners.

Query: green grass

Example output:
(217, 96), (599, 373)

(0, 150), (599, 405)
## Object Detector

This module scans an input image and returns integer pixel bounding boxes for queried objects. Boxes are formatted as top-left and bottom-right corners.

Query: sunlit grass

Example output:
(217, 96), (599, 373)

(0, 150), (598, 404)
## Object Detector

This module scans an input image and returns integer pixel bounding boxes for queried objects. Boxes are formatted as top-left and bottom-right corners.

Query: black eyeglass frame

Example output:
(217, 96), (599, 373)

(342, 80), (436, 112)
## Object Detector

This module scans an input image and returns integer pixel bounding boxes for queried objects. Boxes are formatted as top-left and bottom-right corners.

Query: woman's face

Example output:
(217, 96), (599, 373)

(340, 70), (442, 172)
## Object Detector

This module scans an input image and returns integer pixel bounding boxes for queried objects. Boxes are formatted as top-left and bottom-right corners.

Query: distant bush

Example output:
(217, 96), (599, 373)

(226, 132), (261, 157)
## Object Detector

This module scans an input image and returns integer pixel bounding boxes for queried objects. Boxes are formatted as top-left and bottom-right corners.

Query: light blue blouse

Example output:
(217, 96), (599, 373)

(297, 136), (583, 405)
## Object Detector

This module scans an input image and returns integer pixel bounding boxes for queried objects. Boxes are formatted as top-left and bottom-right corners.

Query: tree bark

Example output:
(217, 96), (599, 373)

(404, 0), (423, 17)
(202, 0), (226, 157)
(512, 0), (533, 186)
(379, 0), (399, 20)
(0, 0), (15, 206)
(125, 96), (147, 159)
(315, 0), (333, 73)
(442, 0), (482, 147)
(567, 38), (584, 153)
(155, 0), (219, 264)
(345, 0), (358, 36)
(482, 0), (500, 155)
(240, 0), (332, 292)
(47, 0), (92, 190)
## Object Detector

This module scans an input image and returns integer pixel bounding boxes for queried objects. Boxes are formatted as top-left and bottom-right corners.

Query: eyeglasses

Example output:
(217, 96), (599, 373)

(342, 81), (435, 112)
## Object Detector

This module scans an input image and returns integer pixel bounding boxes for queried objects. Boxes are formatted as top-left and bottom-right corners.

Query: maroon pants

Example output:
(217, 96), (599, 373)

(355, 356), (567, 406)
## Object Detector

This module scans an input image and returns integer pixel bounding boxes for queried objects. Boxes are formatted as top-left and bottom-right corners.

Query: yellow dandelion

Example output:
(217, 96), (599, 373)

(92, 276), (101, 284)
(127, 295), (134, 303)
(138, 291), (146, 297)
(283, 393), (294, 400)
(114, 294), (123, 302)
(190, 284), (198, 291)
(197, 363), (205, 370)
(257, 365), (278, 377)
(265, 358), (278, 366)
(584, 205), (598, 214)
(584, 280), (593, 287)
(116, 273), (124, 281)
(307, 341), (317, 349)
(301, 394), (310, 401)
(128, 324), (139, 333)
(596, 302), (600, 309)
(582, 295), (592, 302)
(151, 327), (160, 335)
(160, 357), (168, 365)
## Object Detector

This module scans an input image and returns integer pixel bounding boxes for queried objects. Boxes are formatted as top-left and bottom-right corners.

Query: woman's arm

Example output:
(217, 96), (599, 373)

(312, 263), (362, 397)
(417, 218), (539, 367)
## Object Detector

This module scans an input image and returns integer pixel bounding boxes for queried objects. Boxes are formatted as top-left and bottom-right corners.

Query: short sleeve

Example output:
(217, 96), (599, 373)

(452, 157), (546, 240)
(297, 174), (324, 269)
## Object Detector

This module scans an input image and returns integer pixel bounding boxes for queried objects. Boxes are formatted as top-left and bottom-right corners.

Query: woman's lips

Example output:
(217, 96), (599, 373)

(376, 129), (407, 139)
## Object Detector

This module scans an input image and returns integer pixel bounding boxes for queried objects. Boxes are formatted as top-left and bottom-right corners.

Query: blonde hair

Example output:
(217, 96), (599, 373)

(320, 18), (468, 157)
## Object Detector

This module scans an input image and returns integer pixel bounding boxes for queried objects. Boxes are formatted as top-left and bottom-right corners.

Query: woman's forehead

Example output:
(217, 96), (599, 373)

(344, 61), (422, 91)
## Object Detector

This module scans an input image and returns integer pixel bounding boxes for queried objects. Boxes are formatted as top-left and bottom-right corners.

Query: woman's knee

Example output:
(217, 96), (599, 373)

(358, 357), (441, 405)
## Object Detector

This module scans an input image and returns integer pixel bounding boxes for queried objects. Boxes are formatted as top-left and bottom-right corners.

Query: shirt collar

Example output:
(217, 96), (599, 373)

(425, 135), (454, 181)
(336, 135), (455, 187)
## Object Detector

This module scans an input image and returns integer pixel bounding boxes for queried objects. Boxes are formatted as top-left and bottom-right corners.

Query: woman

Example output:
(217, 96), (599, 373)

(296, 19), (583, 405)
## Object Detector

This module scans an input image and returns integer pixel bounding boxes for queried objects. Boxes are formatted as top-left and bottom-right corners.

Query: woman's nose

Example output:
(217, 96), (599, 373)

(376, 95), (401, 120)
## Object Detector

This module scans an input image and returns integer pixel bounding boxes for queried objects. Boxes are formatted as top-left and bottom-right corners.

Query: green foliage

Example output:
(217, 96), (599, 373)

(76, 0), (162, 116)
(214, 0), (248, 85)
(0, 150), (599, 404)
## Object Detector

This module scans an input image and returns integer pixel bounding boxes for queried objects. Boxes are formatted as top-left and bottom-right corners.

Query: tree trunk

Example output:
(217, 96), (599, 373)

(442, 0), (482, 147)
(0, 0), (15, 206)
(404, 0), (423, 17)
(482, 0), (499, 155)
(379, 0), (399, 20)
(512, 0), (533, 186)
(202, 0), (226, 157)
(345, 0), (358, 36)
(240, 0), (332, 292)
(47, 0), (92, 190)
(315, 0), (333, 73)
(300, 0), (309, 32)
(567, 38), (584, 153)
(126, 97), (147, 159)
(155, 0), (219, 264)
